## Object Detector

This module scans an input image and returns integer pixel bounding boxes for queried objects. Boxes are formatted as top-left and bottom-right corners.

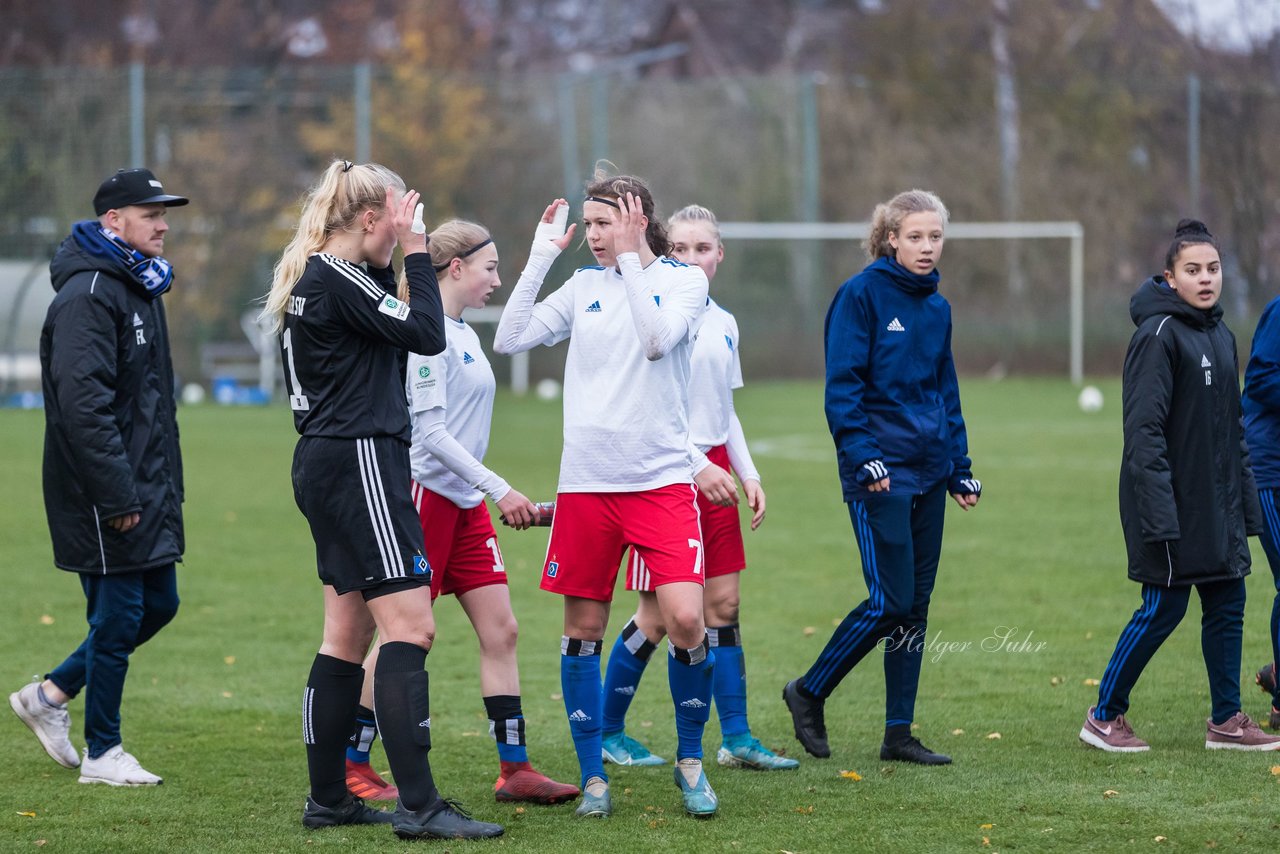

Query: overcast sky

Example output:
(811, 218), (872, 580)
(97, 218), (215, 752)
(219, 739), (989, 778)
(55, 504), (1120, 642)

(1154, 0), (1280, 51)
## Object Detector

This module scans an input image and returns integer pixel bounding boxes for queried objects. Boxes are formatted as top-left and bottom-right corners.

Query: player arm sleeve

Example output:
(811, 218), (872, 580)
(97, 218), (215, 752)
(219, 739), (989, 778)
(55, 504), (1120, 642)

(938, 320), (973, 477)
(1235, 341), (1265, 535)
(331, 254), (447, 355)
(617, 254), (708, 360)
(687, 441), (711, 476)
(493, 244), (571, 354)
(1122, 328), (1179, 541)
(1245, 304), (1280, 410)
(725, 407), (760, 484)
(411, 407), (511, 501)
(824, 284), (882, 470)
(48, 293), (140, 518)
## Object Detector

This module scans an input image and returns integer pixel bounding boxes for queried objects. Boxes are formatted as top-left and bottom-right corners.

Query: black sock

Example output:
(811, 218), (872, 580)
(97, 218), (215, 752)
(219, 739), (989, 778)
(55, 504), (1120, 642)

(374, 641), (438, 811)
(884, 723), (912, 745)
(303, 654), (363, 807)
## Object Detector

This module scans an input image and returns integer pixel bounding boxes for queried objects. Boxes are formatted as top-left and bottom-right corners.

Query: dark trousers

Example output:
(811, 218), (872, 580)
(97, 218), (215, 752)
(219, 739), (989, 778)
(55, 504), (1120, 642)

(1258, 487), (1280, 708)
(1096, 577), (1245, 725)
(801, 482), (947, 725)
(47, 565), (180, 758)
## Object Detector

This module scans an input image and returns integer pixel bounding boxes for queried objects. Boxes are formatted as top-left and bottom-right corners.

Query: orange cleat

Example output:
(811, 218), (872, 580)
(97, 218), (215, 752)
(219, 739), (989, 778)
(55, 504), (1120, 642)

(494, 762), (580, 805)
(346, 759), (399, 802)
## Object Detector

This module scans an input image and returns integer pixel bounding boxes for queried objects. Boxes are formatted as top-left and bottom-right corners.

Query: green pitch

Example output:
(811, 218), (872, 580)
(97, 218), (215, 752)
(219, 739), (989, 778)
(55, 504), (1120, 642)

(2, 378), (1278, 852)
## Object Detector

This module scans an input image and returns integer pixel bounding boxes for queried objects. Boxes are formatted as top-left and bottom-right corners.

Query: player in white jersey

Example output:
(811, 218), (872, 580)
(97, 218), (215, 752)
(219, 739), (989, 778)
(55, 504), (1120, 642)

(600, 204), (798, 770)
(343, 220), (579, 808)
(494, 171), (736, 819)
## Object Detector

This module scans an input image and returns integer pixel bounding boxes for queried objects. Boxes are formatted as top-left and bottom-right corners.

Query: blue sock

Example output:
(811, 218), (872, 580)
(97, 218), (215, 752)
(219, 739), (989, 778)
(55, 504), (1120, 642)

(602, 618), (657, 734)
(708, 624), (749, 740)
(668, 638), (714, 761)
(484, 694), (528, 764)
(346, 705), (377, 764)
(561, 636), (606, 787)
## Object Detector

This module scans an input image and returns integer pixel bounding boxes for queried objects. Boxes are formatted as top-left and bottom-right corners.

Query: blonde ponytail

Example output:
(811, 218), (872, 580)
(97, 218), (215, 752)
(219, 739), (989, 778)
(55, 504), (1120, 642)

(262, 159), (406, 333)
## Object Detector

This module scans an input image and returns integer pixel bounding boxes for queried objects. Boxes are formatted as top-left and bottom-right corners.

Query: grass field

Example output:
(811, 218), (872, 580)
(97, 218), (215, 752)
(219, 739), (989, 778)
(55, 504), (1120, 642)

(3, 377), (1280, 853)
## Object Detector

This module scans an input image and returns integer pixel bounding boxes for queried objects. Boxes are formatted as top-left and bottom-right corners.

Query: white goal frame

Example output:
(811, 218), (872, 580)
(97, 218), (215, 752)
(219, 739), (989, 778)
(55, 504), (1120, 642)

(718, 221), (1086, 385)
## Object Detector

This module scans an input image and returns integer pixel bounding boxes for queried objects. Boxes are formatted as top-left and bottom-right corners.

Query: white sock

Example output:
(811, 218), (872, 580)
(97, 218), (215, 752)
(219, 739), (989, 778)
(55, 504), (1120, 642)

(677, 757), (702, 787)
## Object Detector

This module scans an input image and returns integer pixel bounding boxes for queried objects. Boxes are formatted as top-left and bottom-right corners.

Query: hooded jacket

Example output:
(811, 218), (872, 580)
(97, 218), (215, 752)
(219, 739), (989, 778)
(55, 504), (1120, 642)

(1119, 276), (1260, 586)
(1242, 293), (1280, 489)
(824, 255), (972, 501)
(40, 231), (184, 574)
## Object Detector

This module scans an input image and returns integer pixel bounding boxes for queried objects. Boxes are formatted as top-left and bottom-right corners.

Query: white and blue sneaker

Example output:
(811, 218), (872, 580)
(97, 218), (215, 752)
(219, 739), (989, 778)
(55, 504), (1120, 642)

(673, 758), (717, 817)
(601, 730), (666, 766)
(716, 733), (800, 770)
(574, 776), (612, 818)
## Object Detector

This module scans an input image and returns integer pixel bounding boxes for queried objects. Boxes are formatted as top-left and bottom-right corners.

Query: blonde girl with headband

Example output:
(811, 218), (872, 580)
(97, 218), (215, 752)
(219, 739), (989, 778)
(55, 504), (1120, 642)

(266, 159), (503, 840)
(599, 203), (797, 771)
(495, 170), (731, 818)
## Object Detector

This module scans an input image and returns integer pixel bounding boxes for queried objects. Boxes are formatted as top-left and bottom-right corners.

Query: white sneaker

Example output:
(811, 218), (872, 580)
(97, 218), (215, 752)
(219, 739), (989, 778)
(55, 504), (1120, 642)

(78, 745), (163, 786)
(10, 681), (80, 768)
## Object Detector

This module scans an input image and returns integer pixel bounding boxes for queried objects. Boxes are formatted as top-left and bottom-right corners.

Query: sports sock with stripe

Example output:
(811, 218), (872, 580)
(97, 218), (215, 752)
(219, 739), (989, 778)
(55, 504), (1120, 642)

(346, 705), (378, 764)
(561, 636), (606, 788)
(374, 641), (439, 812)
(707, 623), (749, 739)
(601, 617), (657, 734)
(668, 638), (714, 760)
(303, 654), (363, 808)
(484, 694), (528, 764)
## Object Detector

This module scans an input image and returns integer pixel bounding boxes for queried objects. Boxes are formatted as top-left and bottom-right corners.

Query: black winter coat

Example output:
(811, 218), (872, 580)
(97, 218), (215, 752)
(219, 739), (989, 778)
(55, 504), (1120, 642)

(1119, 277), (1261, 586)
(40, 234), (184, 574)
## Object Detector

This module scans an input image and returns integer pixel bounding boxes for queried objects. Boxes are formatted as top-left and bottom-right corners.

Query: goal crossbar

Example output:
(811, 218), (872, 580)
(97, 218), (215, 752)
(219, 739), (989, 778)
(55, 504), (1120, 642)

(719, 221), (1085, 384)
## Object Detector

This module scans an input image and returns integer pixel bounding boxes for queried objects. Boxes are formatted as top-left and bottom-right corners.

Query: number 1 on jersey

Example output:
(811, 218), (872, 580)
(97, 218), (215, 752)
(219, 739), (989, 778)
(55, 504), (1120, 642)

(282, 328), (310, 411)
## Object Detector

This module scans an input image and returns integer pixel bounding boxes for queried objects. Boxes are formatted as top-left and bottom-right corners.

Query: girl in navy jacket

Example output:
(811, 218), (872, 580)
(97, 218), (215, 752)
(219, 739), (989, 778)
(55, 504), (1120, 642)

(1081, 219), (1277, 753)
(783, 189), (980, 765)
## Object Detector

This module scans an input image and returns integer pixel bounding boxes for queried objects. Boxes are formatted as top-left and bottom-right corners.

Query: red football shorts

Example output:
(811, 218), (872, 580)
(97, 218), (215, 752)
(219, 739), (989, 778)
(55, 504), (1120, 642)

(541, 483), (704, 601)
(412, 481), (507, 600)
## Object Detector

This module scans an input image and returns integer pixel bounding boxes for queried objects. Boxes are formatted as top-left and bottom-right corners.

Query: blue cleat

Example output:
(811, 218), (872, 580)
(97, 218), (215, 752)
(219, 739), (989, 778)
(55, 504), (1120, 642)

(601, 730), (666, 766)
(574, 776), (612, 818)
(717, 734), (800, 770)
(673, 759), (718, 818)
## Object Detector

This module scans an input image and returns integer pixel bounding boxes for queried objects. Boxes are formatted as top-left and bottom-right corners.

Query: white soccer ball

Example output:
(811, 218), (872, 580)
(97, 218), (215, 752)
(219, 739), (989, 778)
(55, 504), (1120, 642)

(1078, 385), (1104, 413)
(181, 382), (206, 405)
(535, 378), (562, 401)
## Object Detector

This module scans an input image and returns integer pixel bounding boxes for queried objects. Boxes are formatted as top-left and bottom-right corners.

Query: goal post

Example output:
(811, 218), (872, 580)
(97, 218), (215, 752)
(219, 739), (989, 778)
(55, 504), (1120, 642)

(718, 221), (1086, 385)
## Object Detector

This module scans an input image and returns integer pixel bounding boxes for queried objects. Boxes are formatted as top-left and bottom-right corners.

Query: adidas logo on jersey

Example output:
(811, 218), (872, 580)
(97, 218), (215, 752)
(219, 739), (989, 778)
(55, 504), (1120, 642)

(569, 709), (591, 722)
(886, 317), (906, 332)
(724, 334), (734, 351)
(613, 685), (636, 696)
(462, 351), (476, 364)
(132, 312), (144, 327)
(1201, 354), (1211, 367)
(679, 698), (707, 709)
(585, 300), (602, 313)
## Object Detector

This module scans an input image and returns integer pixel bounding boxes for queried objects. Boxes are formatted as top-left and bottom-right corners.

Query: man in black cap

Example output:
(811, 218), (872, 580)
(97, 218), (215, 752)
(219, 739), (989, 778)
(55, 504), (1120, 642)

(9, 168), (189, 786)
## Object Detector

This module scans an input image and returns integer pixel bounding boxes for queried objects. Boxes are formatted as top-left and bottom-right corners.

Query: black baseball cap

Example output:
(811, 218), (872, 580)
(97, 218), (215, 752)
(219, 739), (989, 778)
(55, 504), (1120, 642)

(93, 168), (189, 216)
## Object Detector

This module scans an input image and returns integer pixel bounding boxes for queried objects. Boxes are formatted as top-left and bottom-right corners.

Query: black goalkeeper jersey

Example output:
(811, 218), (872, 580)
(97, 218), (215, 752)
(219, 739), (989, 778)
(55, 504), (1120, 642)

(281, 251), (445, 442)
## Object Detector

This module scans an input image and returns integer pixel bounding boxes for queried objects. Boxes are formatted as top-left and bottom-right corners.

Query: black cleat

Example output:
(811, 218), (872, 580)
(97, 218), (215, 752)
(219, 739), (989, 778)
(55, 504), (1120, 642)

(392, 797), (504, 840)
(880, 736), (951, 766)
(302, 794), (393, 829)
(1256, 662), (1276, 695)
(782, 679), (830, 758)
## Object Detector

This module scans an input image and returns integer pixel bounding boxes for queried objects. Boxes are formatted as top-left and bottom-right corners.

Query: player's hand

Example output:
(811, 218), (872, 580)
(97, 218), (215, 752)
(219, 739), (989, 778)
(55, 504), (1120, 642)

(390, 186), (427, 255)
(743, 479), (766, 530)
(105, 512), (141, 532)
(950, 491), (980, 510)
(867, 477), (890, 493)
(496, 489), (537, 530)
(695, 462), (738, 507)
(611, 192), (647, 257)
(532, 199), (576, 256)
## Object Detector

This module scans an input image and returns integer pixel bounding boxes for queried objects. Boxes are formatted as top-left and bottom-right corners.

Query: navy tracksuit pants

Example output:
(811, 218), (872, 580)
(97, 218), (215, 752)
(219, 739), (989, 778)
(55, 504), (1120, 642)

(47, 565), (180, 759)
(1095, 577), (1245, 725)
(1257, 487), (1280, 710)
(801, 482), (946, 726)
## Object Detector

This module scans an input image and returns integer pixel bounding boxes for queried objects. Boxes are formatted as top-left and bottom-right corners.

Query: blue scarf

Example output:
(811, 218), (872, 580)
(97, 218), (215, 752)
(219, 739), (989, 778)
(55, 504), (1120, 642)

(72, 220), (174, 299)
